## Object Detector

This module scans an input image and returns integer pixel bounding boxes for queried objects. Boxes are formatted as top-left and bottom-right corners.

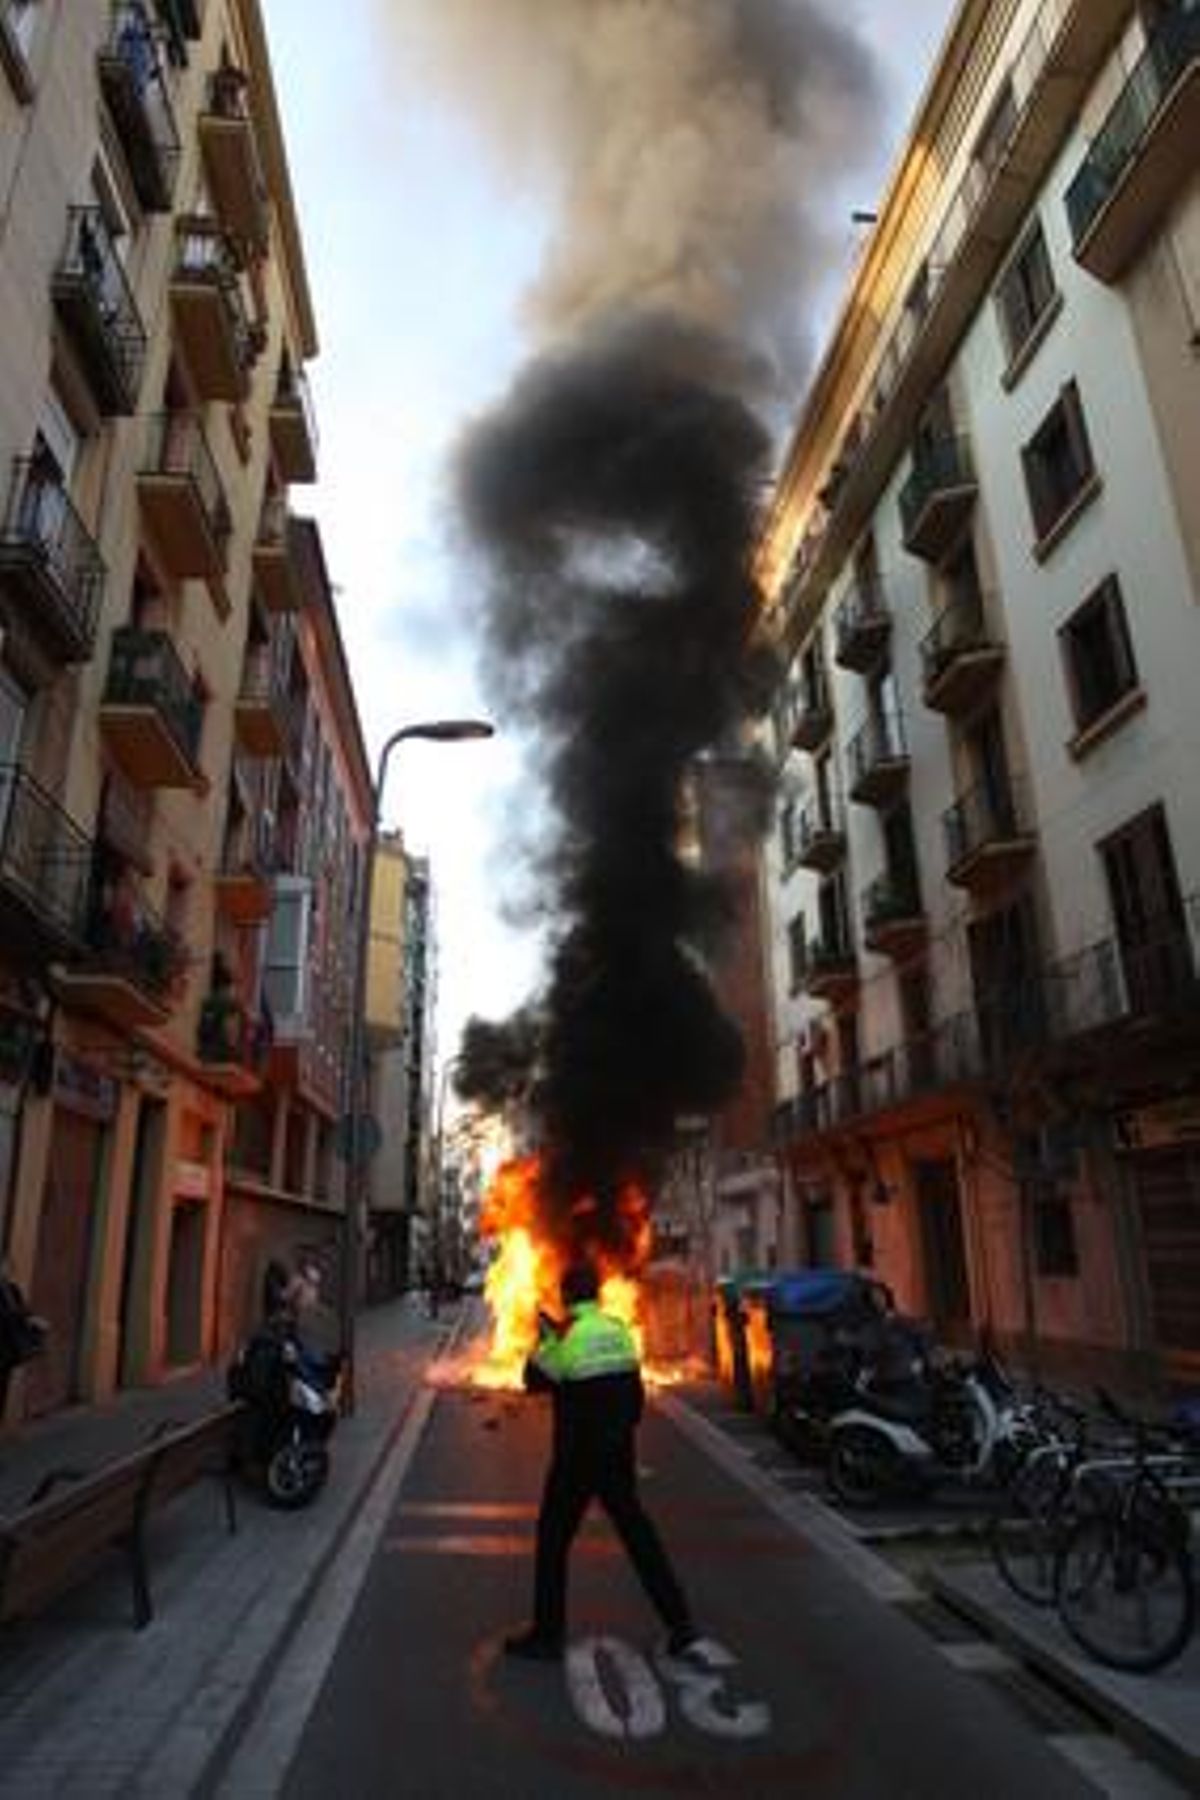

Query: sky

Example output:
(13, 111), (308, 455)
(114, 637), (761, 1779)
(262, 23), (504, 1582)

(258, 0), (961, 1068)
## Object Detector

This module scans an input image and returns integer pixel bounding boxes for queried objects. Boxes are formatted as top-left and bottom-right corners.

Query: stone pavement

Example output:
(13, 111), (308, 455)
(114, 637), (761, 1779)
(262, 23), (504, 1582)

(0, 1295), (457, 1798)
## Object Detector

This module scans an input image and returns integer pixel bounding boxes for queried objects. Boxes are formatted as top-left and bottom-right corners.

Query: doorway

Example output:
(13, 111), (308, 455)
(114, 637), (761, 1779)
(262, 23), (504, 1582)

(165, 1200), (206, 1366)
(914, 1158), (972, 1340)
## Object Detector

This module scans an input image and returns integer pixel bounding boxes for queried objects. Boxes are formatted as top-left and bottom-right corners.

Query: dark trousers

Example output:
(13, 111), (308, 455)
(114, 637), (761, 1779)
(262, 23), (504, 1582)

(532, 1433), (691, 1643)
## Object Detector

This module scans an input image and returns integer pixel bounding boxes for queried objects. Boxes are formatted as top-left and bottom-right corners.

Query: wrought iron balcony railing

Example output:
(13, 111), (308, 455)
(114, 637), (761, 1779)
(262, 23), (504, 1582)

(51, 206), (147, 414)
(847, 704), (909, 804)
(140, 411), (232, 552)
(0, 455), (105, 662)
(105, 627), (205, 769)
(84, 880), (188, 1002)
(1065, 6), (1200, 252)
(174, 214), (253, 351)
(899, 433), (977, 556)
(0, 763), (91, 949)
(943, 774), (1032, 873)
(833, 576), (891, 671)
(921, 590), (994, 680)
(97, 3), (180, 212)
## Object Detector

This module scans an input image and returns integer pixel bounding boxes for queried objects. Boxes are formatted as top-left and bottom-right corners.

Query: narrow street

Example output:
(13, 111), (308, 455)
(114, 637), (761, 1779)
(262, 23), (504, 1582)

(217, 1315), (1100, 1800)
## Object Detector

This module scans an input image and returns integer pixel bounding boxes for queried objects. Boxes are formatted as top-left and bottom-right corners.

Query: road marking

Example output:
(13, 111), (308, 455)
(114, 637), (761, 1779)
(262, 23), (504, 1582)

(564, 1635), (772, 1744)
(656, 1637), (773, 1739)
(1049, 1733), (1193, 1798)
(939, 1641), (1018, 1674)
(566, 1638), (666, 1740)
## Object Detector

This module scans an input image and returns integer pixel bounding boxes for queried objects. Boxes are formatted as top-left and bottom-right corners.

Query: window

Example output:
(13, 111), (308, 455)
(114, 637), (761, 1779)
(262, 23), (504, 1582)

(995, 221), (1058, 368)
(817, 874), (850, 953)
(264, 875), (313, 1025)
(786, 914), (807, 993)
(1021, 381), (1097, 546)
(1101, 805), (1191, 1014)
(1060, 575), (1138, 734)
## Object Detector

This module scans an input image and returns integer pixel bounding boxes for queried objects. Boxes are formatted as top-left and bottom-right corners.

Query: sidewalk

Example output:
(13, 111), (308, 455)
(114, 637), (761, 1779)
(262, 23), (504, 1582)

(681, 1376), (1200, 1796)
(0, 1295), (456, 1799)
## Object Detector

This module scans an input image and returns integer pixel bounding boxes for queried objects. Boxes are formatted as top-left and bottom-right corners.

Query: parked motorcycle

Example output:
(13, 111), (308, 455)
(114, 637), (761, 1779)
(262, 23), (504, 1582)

(767, 1271), (929, 1461)
(826, 1345), (1036, 1507)
(227, 1323), (343, 1509)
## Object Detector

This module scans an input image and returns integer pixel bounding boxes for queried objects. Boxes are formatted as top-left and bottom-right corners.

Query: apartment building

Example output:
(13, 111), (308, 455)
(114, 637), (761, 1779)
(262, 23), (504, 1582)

(0, 0), (362, 1419)
(757, 0), (1200, 1393)
(363, 832), (434, 1299)
(220, 517), (371, 1347)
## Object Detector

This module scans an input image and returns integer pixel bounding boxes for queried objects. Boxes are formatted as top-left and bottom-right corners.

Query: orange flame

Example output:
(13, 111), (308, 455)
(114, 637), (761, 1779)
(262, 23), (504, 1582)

(468, 1153), (652, 1387)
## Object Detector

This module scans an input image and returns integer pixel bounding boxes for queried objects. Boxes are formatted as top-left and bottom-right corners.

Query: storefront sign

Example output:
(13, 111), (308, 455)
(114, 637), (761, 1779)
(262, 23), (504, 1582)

(52, 1052), (118, 1122)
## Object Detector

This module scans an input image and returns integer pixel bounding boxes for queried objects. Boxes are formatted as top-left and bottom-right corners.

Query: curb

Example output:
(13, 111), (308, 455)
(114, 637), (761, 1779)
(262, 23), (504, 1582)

(929, 1570), (1200, 1795)
(667, 1389), (1197, 1794)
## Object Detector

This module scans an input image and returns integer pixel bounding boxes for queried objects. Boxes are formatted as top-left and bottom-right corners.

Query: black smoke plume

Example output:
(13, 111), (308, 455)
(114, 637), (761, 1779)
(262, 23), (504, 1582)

(457, 313), (772, 1254)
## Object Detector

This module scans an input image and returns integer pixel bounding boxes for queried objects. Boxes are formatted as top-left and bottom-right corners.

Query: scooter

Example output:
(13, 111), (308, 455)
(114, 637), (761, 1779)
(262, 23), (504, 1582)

(227, 1324), (343, 1509)
(826, 1346), (1035, 1507)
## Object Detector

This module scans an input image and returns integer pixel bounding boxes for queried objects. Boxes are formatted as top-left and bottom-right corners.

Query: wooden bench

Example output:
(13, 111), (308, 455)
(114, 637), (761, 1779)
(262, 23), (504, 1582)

(0, 1402), (244, 1632)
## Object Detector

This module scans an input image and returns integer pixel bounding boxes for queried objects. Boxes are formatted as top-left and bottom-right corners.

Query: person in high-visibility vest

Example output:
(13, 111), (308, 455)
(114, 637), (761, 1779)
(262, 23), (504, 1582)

(504, 1260), (699, 1662)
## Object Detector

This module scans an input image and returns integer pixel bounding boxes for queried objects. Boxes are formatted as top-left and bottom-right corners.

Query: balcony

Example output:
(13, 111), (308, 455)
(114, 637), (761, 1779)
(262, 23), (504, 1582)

(833, 578), (891, 673)
(862, 871), (927, 962)
(0, 455), (105, 668)
(198, 65), (269, 253)
(944, 776), (1036, 893)
(899, 435), (978, 562)
(269, 366), (318, 483)
(847, 706), (909, 808)
(96, 5), (180, 213)
(920, 591), (1005, 717)
(198, 990), (267, 1098)
(214, 836), (274, 925)
(1066, 7), (1200, 284)
(169, 217), (253, 403)
(137, 413), (231, 601)
(0, 766), (90, 961)
(802, 934), (858, 1007)
(787, 674), (833, 752)
(234, 646), (289, 758)
(795, 802), (846, 875)
(51, 207), (147, 416)
(775, 0), (1129, 637)
(252, 494), (302, 613)
(99, 627), (205, 789)
(55, 886), (187, 1032)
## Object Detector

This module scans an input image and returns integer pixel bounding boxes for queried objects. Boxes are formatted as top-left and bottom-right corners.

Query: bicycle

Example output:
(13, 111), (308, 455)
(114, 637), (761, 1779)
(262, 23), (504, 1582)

(987, 1389), (1136, 1605)
(1054, 1403), (1198, 1674)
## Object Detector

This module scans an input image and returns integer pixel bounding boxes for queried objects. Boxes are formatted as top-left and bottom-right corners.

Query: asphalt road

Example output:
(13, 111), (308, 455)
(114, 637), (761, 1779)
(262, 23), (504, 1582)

(279, 1369), (1098, 1800)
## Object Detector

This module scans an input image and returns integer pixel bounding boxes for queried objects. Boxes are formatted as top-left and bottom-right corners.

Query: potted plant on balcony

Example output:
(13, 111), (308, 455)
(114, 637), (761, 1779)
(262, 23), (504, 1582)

(198, 953), (243, 1062)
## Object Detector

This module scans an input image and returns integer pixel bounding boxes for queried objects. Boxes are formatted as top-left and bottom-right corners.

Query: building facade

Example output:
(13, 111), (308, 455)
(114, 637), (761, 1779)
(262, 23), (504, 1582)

(364, 834), (435, 1297)
(757, 0), (1199, 1394)
(0, 0), (364, 1419)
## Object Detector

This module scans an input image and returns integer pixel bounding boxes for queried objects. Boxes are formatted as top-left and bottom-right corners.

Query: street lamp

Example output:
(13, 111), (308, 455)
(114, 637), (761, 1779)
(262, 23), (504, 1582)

(339, 717), (494, 1412)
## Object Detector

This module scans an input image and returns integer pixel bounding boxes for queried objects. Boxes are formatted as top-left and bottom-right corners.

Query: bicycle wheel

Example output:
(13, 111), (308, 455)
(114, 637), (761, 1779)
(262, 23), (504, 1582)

(989, 1453), (1069, 1605)
(1056, 1512), (1195, 1673)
